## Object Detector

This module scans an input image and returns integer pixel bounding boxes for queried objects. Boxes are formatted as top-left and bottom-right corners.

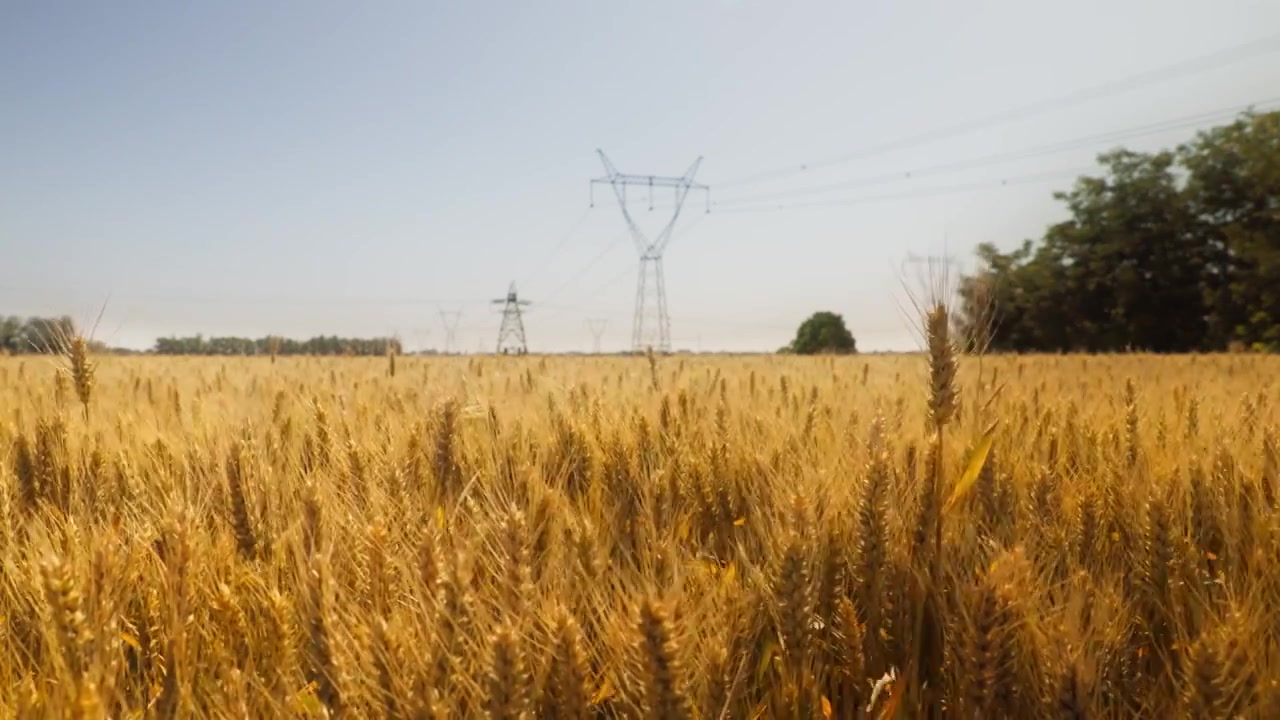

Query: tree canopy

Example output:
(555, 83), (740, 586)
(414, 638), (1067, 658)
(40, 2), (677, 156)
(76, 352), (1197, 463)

(788, 311), (857, 355)
(957, 110), (1280, 353)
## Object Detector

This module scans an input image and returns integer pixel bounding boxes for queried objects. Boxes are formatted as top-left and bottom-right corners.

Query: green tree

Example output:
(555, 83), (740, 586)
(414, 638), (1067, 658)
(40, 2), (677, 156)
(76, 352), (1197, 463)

(1048, 149), (1205, 352)
(788, 311), (857, 355)
(0, 316), (22, 353)
(1180, 110), (1280, 350)
(957, 109), (1280, 353)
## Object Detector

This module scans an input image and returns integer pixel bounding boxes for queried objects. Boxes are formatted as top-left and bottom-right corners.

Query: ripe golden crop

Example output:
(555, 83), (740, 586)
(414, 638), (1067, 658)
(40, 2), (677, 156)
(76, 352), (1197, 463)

(0, 352), (1276, 717)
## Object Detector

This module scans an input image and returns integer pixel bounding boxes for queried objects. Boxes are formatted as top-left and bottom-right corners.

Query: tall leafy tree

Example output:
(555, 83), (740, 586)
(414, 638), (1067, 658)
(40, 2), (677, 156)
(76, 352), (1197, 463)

(1181, 111), (1280, 350)
(1049, 149), (1204, 351)
(958, 109), (1280, 353)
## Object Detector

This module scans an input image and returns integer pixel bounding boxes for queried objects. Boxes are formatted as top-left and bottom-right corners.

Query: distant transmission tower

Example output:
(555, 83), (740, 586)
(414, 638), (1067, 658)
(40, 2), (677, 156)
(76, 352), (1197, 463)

(586, 318), (608, 354)
(591, 150), (709, 354)
(493, 282), (531, 355)
(900, 252), (962, 292)
(901, 251), (960, 270)
(438, 309), (462, 354)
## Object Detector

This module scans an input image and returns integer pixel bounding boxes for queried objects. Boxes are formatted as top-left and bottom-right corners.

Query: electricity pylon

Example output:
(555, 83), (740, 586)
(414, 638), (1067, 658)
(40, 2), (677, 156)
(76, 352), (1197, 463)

(493, 282), (531, 355)
(586, 318), (608, 354)
(591, 150), (709, 354)
(899, 252), (962, 301)
(438, 309), (462, 354)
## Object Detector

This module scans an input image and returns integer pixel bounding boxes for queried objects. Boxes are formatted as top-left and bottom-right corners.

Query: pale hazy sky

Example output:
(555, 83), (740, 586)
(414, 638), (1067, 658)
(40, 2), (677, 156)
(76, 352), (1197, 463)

(4, 1), (1280, 352)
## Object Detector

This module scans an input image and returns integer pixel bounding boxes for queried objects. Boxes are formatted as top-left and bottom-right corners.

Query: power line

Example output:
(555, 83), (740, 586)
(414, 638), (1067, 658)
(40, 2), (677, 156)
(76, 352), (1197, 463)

(528, 207), (594, 280)
(537, 232), (629, 308)
(534, 267), (634, 324)
(706, 97), (1280, 209)
(1, 287), (493, 307)
(716, 166), (1090, 213)
(534, 213), (710, 324)
(716, 32), (1280, 189)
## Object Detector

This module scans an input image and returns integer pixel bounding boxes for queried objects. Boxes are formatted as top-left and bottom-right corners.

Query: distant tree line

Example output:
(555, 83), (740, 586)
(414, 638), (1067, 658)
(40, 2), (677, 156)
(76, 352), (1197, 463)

(0, 315), (107, 354)
(957, 109), (1280, 353)
(3, 316), (404, 357)
(152, 334), (402, 356)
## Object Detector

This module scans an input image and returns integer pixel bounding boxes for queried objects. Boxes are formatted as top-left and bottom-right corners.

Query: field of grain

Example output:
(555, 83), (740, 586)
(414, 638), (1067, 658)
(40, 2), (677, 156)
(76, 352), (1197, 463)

(1, 347), (1278, 718)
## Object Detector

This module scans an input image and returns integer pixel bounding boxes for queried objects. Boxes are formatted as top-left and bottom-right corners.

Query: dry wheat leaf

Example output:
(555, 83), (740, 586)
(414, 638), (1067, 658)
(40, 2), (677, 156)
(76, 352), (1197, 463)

(944, 420), (998, 514)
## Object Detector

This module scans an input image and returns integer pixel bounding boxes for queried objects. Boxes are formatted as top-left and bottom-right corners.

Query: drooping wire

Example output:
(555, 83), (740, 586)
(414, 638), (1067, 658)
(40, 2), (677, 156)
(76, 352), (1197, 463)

(713, 166), (1091, 213)
(714, 32), (1280, 189)
(529, 206), (593, 279)
(705, 97), (1280, 209)
(533, 211), (711, 322)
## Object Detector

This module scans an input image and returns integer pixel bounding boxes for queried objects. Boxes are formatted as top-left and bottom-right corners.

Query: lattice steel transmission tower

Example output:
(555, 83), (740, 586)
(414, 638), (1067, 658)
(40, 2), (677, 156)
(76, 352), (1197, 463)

(438, 309), (462, 354)
(591, 150), (709, 354)
(493, 282), (531, 355)
(585, 318), (608, 354)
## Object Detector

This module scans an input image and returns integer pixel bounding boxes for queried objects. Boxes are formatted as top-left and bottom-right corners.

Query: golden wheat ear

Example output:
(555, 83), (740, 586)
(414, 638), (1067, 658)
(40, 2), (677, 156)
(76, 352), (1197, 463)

(538, 607), (591, 720)
(485, 623), (532, 720)
(68, 334), (95, 419)
(637, 597), (693, 720)
(303, 553), (343, 718)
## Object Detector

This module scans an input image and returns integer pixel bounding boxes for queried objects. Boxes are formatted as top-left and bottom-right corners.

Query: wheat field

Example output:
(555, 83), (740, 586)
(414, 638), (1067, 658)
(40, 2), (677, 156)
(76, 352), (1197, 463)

(1, 347), (1278, 718)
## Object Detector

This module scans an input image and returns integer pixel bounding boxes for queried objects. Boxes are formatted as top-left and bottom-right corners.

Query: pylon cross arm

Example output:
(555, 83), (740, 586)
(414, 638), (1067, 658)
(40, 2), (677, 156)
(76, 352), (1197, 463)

(592, 173), (706, 189)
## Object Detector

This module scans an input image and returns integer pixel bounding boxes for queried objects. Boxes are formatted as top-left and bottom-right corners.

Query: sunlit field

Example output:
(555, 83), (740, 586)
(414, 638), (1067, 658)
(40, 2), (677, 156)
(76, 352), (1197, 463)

(2, 351), (1278, 718)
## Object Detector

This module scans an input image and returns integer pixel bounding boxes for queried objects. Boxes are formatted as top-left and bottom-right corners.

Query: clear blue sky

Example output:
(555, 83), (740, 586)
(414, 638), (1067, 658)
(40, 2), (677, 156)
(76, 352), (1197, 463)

(4, 1), (1280, 352)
